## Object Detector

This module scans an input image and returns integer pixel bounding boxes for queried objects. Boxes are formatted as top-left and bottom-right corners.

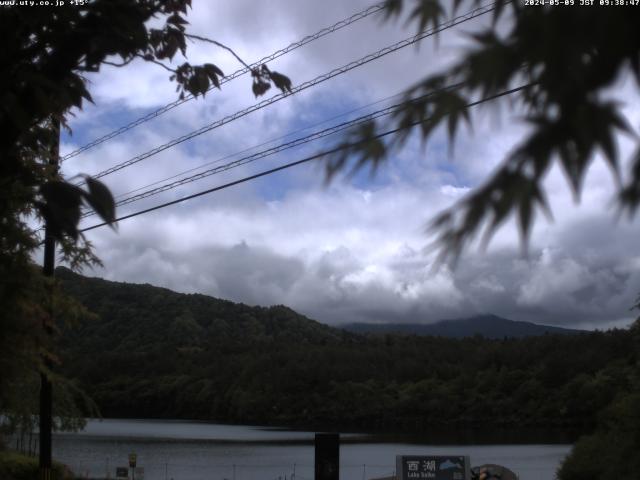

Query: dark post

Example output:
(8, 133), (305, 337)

(39, 118), (59, 480)
(315, 433), (339, 480)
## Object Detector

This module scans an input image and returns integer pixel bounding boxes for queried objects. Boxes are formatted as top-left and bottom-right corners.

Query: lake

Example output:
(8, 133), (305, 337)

(52, 419), (573, 480)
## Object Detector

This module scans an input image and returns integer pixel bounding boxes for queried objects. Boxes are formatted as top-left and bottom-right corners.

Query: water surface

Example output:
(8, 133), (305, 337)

(52, 419), (572, 480)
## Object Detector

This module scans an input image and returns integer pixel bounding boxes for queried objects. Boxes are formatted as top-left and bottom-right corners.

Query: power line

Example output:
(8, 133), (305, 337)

(81, 2), (498, 182)
(102, 99), (405, 210)
(113, 91), (406, 201)
(60, 2), (387, 162)
(81, 83), (533, 233)
(111, 115), (388, 208)
(78, 84), (461, 218)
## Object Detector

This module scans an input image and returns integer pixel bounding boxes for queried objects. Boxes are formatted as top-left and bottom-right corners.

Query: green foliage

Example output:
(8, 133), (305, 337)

(57, 268), (639, 433)
(0, 451), (71, 480)
(37, 177), (116, 242)
(558, 310), (640, 478)
(0, 272), (98, 440)
(0, 0), (290, 431)
(558, 392), (640, 480)
(1, 0), (226, 248)
(331, 1), (640, 262)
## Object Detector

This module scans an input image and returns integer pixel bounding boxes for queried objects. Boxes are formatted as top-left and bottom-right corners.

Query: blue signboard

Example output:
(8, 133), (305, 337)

(396, 455), (470, 480)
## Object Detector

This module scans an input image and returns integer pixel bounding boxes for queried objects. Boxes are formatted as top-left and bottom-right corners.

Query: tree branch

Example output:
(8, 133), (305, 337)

(102, 56), (135, 68)
(135, 54), (177, 73)
(185, 33), (251, 70)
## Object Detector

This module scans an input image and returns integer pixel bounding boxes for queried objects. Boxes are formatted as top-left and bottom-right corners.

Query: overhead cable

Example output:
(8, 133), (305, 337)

(81, 83), (533, 233)
(79, 84), (462, 218)
(60, 2), (387, 162)
(113, 91), (406, 200)
(83, 2), (499, 182)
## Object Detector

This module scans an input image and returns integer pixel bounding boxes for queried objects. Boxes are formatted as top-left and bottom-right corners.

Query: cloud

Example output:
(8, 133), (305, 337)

(79, 163), (640, 331)
(58, 1), (640, 332)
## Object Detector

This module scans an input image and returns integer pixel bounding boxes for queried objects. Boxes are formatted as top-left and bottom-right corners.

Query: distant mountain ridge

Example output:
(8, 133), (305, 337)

(58, 267), (583, 340)
(342, 314), (584, 338)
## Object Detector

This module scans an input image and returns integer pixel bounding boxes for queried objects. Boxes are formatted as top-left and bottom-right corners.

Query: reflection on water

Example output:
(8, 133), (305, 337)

(52, 419), (572, 480)
(55, 419), (315, 443)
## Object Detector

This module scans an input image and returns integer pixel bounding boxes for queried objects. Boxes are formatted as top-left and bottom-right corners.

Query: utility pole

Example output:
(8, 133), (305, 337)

(39, 117), (59, 480)
(315, 433), (339, 480)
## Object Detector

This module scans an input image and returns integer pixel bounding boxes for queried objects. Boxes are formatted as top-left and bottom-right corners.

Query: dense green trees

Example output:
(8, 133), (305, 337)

(557, 391), (640, 479)
(3, 3), (640, 478)
(39, 268), (639, 480)
(556, 310), (640, 479)
(0, 0), (216, 424)
(56, 268), (639, 436)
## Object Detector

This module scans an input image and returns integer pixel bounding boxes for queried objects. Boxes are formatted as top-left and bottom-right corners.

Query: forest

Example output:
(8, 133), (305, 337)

(54, 267), (639, 435)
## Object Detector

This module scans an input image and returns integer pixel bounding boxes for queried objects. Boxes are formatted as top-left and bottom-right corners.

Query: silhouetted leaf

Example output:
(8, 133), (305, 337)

(40, 181), (84, 209)
(167, 13), (188, 28)
(269, 71), (292, 94)
(252, 79), (271, 97)
(619, 146), (640, 218)
(204, 63), (223, 78)
(382, 0), (403, 19)
(409, 0), (444, 33)
(39, 182), (85, 240)
(518, 185), (534, 244)
(82, 176), (116, 227)
(204, 63), (223, 88)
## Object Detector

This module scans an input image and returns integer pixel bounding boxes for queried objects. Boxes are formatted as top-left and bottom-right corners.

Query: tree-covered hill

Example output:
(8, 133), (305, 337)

(57, 267), (350, 351)
(343, 315), (583, 339)
(57, 268), (638, 433)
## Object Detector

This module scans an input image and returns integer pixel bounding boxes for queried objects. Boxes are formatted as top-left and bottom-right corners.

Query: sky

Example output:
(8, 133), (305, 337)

(58, 0), (640, 330)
